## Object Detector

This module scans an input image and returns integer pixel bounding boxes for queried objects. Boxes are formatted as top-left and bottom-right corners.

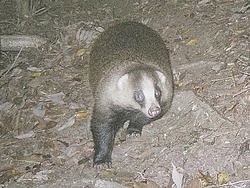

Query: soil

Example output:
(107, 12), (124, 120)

(0, 0), (249, 188)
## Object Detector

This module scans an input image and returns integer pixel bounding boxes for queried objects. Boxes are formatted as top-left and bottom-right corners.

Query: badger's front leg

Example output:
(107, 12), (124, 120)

(90, 107), (121, 167)
(127, 122), (144, 135)
(91, 119), (114, 166)
(127, 113), (150, 135)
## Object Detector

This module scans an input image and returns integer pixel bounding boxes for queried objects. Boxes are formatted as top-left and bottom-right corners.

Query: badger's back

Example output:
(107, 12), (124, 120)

(89, 21), (172, 93)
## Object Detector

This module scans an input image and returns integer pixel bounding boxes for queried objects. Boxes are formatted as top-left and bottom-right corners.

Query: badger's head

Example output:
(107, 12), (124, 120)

(110, 68), (171, 118)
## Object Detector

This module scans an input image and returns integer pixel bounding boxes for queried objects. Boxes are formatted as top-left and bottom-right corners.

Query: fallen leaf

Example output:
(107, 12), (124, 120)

(0, 102), (13, 111)
(43, 92), (65, 105)
(198, 170), (214, 186)
(27, 66), (43, 72)
(31, 72), (42, 77)
(75, 110), (89, 119)
(57, 116), (75, 131)
(217, 172), (230, 185)
(172, 163), (184, 188)
(46, 121), (58, 129)
(239, 139), (250, 155)
(32, 103), (46, 117)
(211, 62), (226, 72)
(76, 48), (86, 56)
(14, 131), (35, 139)
(32, 170), (52, 181)
(186, 39), (198, 45)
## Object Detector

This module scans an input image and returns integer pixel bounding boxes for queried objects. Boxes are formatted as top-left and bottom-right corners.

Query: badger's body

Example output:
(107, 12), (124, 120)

(89, 21), (173, 166)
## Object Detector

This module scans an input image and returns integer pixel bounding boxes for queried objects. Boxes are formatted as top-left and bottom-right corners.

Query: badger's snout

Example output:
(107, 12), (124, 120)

(148, 106), (161, 118)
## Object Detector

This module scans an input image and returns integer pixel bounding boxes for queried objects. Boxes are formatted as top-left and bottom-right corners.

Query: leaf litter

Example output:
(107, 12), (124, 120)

(0, 0), (249, 187)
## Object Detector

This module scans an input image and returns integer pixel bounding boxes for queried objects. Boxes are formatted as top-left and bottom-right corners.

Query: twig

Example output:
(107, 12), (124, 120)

(2, 47), (23, 77)
(211, 75), (240, 82)
(233, 88), (249, 97)
(240, 71), (250, 76)
(206, 179), (250, 188)
(14, 111), (22, 132)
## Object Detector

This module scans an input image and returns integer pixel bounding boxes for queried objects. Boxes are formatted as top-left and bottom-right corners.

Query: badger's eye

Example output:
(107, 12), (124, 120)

(134, 90), (145, 102)
(155, 86), (161, 98)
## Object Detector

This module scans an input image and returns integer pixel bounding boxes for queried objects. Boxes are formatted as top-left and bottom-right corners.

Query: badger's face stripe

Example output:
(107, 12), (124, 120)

(136, 73), (162, 118)
(112, 68), (167, 118)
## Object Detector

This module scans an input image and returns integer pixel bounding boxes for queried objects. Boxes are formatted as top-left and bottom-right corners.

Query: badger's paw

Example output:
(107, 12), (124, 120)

(94, 162), (112, 171)
(93, 156), (112, 169)
(126, 127), (142, 137)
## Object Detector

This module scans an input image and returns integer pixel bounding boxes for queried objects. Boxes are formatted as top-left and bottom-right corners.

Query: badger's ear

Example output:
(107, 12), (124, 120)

(155, 71), (166, 83)
(117, 73), (129, 90)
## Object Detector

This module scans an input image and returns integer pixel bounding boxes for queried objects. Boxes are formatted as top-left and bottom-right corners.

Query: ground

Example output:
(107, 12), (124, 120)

(0, 0), (249, 187)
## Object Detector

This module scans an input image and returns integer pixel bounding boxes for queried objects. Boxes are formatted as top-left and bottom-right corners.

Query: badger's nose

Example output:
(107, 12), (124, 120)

(148, 106), (161, 118)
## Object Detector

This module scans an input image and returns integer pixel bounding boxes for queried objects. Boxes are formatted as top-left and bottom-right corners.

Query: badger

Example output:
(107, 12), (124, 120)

(89, 21), (173, 166)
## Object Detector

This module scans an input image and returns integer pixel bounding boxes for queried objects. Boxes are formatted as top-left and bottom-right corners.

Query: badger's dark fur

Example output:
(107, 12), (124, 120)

(89, 21), (173, 166)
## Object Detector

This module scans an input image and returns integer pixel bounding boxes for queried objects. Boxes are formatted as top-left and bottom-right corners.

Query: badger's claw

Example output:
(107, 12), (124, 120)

(126, 127), (142, 136)
(94, 161), (112, 169)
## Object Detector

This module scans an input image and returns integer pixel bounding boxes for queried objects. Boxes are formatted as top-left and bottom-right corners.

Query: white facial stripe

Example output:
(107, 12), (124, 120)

(110, 71), (165, 116)
(141, 75), (160, 117)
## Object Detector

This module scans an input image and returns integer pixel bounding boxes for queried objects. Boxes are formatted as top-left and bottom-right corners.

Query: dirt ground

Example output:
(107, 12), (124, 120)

(0, 0), (249, 187)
